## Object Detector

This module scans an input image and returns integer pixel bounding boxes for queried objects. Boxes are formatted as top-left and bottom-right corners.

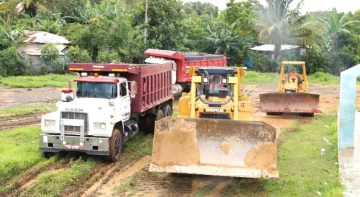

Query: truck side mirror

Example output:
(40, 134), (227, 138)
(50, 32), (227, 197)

(129, 81), (137, 98)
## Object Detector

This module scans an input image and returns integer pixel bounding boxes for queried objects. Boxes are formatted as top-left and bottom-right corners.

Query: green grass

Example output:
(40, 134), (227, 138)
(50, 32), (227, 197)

(243, 71), (278, 85)
(0, 74), (77, 88)
(244, 71), (341, 86)
(308, 72), (340, 86)
(20, 158), (98, 197)
(0, 104), (56, 117)
(0, 126), (45, 183)
(221, 115), (343, 197)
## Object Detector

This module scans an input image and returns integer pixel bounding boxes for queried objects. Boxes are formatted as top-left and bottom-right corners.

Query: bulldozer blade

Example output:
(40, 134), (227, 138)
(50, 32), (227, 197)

(259, 93), (320, 114)
(149, 117), (278, 179)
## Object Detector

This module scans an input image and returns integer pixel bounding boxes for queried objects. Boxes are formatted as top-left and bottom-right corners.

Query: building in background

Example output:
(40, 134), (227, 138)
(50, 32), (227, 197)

(17, 31), (70, 72)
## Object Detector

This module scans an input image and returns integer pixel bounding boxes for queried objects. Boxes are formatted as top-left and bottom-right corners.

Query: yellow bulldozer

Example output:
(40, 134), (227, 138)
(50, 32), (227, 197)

(149, 66), (278, 179)
(260, 61), (320, 116)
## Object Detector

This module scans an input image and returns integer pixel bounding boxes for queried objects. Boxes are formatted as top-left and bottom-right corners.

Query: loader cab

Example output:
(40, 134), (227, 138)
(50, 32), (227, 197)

(196, 67), (235, 98)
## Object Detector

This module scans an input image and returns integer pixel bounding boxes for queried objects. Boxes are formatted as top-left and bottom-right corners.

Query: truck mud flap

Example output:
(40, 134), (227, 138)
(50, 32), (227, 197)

(149, 117), (278, 179)
(259, 93), (320, 114)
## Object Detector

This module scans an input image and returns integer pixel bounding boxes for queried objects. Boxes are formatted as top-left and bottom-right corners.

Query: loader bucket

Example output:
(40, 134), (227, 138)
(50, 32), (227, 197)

(149, 117), (278, 179)
(260, 93), (320, 114)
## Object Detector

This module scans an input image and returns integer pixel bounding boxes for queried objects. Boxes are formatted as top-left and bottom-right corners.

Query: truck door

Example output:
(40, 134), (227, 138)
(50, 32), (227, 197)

(116, 81), (131, 122)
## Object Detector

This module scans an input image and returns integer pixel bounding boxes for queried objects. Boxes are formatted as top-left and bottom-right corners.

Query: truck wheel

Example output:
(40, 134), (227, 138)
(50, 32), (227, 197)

(163, 104), (172, 117)
(156, 109), (165, 121)
(107, 128), (123, 162)
(144, 109), (164, 133)
(43, 152), (54, 158)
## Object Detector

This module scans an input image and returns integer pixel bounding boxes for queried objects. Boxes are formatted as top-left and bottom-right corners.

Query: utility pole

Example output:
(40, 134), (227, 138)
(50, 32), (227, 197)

(144, 0), (149, 44)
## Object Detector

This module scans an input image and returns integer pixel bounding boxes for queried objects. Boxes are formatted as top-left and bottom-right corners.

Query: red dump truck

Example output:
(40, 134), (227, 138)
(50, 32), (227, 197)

(39, 63), (173, 162)
(144, 49), (227, 96)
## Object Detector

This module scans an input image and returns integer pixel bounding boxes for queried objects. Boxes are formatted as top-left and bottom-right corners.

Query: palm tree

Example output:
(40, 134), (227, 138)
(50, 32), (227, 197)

(320, 8), (360, 52)
(255, 0), (320, 59)
(205, 23), (238, 55)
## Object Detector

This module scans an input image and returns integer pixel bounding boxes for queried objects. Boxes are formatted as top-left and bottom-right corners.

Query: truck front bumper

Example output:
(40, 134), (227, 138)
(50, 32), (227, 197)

(39, 134), (110, 156)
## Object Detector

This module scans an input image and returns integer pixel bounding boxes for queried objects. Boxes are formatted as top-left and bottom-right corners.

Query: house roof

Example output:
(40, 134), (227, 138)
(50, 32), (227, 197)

(18, 31), (70, 44)
(250, 44), (300, 52)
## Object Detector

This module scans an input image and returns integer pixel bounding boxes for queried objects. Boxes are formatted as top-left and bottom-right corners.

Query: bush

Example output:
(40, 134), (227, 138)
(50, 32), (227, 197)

(0, 47), (26, 77)
(68, 45), (92, 63)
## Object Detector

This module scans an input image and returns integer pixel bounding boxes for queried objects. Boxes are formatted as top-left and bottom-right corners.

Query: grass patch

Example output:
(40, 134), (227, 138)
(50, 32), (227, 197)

(0, 104), (56, 117)
(20, 158), (98, 197)
(222, 115), (343, 197)
(0, 126), (45, 183)
(308, 72), (340, 86)
(0, 74), (77, 88)
(243, 71), (278, 85)
(0, 157), (60, 195)
(244, 71), (341, 86)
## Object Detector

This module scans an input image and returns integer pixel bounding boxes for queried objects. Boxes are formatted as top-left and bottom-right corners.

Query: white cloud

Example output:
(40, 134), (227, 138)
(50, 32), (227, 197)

(182, 0), (360, 13)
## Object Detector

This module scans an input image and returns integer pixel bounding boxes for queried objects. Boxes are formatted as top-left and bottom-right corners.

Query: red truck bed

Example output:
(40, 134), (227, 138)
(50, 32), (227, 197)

(144, 49), (227, 83)
(69, 63), (173, 113)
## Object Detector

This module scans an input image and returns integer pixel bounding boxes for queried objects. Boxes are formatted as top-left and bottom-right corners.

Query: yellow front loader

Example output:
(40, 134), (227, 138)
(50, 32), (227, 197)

(149, 66), (278, 179)
(260, 61), (320, 116)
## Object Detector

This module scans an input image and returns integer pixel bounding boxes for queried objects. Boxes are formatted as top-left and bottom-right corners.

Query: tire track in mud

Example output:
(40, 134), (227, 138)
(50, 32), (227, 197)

(0, 113), (41, 131)
(4, 159), (71, 197)
(66, 138), (154, 197)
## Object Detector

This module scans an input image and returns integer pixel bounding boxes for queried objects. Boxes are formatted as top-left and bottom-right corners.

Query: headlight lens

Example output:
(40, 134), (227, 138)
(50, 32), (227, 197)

(222, 78), (227, 84)
(100, 123), (106, 130)
(45, 120), (50, 126)
(202, 77), (209, 83)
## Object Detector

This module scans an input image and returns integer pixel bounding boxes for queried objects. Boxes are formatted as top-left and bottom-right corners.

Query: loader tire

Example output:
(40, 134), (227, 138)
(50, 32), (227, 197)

(266, 112), (283, 116)
(107, 128), (123, 162)
(300, 113), (314, 117)
(163, 104), (172, 117)
(144, 109), (164, 133)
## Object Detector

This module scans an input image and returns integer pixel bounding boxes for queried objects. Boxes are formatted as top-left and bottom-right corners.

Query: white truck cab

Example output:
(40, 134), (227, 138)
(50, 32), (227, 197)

(40, 73), (138, 161)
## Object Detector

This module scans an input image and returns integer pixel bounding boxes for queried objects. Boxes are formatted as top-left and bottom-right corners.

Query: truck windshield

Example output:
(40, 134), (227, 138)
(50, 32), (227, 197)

(76, 82), (117, 99)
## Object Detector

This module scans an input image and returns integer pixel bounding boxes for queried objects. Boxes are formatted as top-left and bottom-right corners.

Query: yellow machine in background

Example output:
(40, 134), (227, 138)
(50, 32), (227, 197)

(260, 61), (320, 116)
(149, 66), (278, 179)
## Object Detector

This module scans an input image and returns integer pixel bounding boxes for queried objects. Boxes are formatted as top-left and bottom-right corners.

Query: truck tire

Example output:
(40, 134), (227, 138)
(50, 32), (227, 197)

(107, 128), (123, 162)
(163, 104), (172, 117)
(144, 109), (164, 133)
(43, 152), (54, 158)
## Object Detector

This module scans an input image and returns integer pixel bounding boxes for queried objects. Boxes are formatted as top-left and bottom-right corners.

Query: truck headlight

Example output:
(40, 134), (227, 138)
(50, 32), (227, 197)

(222, 78), (227, 84)
(44, 120), (55, 127)
(100, 123), (106, 130)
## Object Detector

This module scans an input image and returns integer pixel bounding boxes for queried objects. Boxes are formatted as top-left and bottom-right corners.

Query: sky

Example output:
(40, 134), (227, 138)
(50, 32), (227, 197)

(182, 0), (360, 13)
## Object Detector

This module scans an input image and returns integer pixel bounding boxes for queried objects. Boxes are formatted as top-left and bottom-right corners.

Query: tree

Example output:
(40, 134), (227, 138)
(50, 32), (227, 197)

(320, 8), (360, 52)
(0, 0), (50, 16)
(64, 1), (132, 62)
(222, 0), (259, 37)
(184, 2), (219, 17)
(205, 20), (253, 65)
(255, 0), (320, 59)
(132, 0), (186, 50)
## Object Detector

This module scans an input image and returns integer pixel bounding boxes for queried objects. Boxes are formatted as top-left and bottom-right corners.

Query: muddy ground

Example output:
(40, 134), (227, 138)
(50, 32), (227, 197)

(0, 83), (347, 196)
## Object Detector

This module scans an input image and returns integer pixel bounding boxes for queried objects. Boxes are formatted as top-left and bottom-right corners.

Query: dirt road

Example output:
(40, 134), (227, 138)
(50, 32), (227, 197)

(0, 87), (62, 109)
(0, 113), (41, 131)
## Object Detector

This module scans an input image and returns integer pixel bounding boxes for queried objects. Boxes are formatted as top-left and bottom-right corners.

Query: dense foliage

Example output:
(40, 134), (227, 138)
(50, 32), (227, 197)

(0, 0), (360, 76)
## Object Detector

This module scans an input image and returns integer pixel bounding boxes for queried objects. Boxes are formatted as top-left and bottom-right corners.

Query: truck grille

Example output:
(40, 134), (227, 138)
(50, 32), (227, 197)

(199, 113), (230, 120)
(61, 112), (88, 134)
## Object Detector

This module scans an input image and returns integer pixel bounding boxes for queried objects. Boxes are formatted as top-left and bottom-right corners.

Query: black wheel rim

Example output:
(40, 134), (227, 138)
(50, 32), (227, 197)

(114, 136), (120, 157)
